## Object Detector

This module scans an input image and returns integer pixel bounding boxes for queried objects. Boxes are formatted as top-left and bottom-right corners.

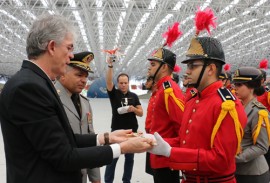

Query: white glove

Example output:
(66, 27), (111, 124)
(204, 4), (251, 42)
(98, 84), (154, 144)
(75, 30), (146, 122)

(147, 132), (171, 157)
(117, 106), (129, 114)
(141, 133), (157, 145)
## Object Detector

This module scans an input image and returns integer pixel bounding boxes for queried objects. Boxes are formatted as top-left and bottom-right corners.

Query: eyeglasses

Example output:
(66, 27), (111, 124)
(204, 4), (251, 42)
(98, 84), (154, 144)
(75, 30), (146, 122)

(187, 62), (207, 70)
(66, 44), (74, 53)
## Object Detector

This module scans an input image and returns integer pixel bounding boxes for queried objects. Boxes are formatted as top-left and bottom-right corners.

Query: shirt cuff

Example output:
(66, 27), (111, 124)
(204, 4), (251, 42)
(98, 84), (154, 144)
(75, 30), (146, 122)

(96, 134), (101, 146)
(110, 144), (121, 159)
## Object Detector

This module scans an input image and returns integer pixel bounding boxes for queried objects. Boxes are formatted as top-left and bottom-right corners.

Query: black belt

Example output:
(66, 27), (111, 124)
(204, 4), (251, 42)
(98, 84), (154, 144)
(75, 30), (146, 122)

(183, 173), (235, 183)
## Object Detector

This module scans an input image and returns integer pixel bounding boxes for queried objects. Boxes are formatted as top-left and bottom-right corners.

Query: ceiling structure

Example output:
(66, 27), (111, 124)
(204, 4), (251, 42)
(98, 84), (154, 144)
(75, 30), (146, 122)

(0, 0), (270, 81)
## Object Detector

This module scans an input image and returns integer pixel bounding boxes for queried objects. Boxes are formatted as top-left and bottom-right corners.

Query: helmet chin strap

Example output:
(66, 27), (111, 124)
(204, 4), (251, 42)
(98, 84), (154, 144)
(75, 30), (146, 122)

(190, 61), (208, 89)
(151, 62), (164, 84)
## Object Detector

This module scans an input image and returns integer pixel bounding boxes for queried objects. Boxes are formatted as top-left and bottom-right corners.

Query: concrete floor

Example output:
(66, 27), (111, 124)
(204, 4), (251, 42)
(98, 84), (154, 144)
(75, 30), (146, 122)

(0, 98), (154, 183)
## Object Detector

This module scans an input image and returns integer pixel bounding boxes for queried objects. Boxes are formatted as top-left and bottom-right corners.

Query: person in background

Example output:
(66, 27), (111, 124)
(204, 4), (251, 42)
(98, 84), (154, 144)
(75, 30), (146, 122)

(55, 51), (101, 183)
(233, 67), (270, 183)
(257, 69), (270, 172)
(104, 57), (143, 183)
(144, 76), (155, 176)
(149, 36), (247, 183)
(219, 70), (232, 88)
(171, 73), (179, 84)
(147, 47), (185, 183)
(0, 14), (154, 183)
(257, 69), (270, 111)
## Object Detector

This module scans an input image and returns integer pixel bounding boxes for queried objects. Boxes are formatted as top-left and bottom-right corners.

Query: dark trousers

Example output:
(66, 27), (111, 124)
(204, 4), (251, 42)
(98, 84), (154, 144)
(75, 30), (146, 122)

(145, 152), (153, 175)
(104, 153), (134, 183)
(153, 168), (180, 183)
(236, 171), (270, 183)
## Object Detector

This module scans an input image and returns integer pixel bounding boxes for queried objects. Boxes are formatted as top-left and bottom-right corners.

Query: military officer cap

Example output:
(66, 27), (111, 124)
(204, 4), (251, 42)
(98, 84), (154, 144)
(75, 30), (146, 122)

(219, 70), (232, 80)
(147, 47), (176, 69)
(232, 67), (262, 83)
(181, 37), (225, 65)
(69, 51), (94, 73)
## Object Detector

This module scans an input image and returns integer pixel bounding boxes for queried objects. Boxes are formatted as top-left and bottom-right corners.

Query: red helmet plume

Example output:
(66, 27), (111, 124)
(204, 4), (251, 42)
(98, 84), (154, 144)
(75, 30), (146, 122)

(195, 7), (217, 36)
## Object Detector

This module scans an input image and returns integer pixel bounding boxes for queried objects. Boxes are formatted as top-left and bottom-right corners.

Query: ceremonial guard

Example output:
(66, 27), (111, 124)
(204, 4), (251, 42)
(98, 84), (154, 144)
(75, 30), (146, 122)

(219, 64), (235, 94)
(149, 8), (247, 183)
(147, 22), (185, 183)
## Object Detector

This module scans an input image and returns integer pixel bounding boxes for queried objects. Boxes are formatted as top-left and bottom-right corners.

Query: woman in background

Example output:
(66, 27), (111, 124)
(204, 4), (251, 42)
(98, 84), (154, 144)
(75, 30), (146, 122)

(233, 67), (270, 183)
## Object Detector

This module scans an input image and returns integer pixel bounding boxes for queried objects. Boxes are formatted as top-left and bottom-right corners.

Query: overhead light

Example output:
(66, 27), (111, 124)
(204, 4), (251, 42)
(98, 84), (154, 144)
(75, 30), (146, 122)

(200, 0), (212, 10)
(69, 0), (92, 51)
(242, 0), (268, 15)
(173, 0), (187, 10)
(244, 33), (270, 46)
(219, 0), (240, 15)
(219, 17), (237, 27)
(148, 0), (158, 10)
(145, 14), (173, 45)
(216, 18), (257, 38)
(96, 0), (104, 49)
(115, 12), (126, 45)
(0, 10), (29, 31)
(124, 0), (157, 54)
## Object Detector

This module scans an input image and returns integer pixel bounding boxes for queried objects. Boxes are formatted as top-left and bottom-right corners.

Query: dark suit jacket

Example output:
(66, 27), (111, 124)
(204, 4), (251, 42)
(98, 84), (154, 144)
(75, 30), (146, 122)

(0, 60), (113, 183)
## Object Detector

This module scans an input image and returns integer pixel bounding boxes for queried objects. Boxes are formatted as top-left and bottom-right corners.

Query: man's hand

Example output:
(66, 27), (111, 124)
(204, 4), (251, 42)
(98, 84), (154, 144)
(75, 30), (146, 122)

(109, 129), (131, 143)
(147, 132), (171, 157)
(120, 137), (154, 154)
(106, 55), (114, 65)
(127, 105), (136, 113)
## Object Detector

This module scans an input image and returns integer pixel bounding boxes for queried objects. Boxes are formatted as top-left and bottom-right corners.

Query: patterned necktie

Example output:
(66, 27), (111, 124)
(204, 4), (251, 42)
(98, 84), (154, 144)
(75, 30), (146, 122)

(71, 94), (81, 118)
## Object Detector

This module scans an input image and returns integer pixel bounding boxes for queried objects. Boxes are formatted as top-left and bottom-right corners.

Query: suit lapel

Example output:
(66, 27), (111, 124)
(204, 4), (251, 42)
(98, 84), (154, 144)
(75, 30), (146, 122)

(22, 60), (77, 145)
(80, 96), (88, 122)
(22, 60), (63, 105)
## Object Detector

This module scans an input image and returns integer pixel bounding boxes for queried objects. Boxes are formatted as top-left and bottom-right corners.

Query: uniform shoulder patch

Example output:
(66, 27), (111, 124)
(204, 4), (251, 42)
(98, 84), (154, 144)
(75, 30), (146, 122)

(252, 100), (266, 109)
(265, 86), (270, 92)
(217, 87), (236, 101)
(163, 81), (171, 90)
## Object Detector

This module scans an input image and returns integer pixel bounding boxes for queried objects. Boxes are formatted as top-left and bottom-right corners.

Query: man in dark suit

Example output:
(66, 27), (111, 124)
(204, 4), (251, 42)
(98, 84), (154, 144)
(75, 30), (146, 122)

(0, 14), (154, 183)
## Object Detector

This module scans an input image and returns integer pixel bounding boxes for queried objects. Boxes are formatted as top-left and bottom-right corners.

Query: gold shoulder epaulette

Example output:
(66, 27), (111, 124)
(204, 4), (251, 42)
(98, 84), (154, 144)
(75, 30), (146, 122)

(163, 80), (184, 113)
(211, 87), (243, 155)
(252, 110), (270, 145)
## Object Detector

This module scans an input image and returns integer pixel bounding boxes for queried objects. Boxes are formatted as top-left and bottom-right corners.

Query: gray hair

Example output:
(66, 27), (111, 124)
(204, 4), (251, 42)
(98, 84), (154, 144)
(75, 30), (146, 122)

(26, 14), (76, 59)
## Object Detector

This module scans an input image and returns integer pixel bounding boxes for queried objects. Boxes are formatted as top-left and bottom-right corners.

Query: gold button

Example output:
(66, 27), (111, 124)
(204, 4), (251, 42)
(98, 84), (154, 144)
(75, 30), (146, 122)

(193, 109), (196, 112)
(186, 130), (189, 134)
(189, 119), (192, 123)
(183, 140), (186, 144)
(196, 100), (199, 104)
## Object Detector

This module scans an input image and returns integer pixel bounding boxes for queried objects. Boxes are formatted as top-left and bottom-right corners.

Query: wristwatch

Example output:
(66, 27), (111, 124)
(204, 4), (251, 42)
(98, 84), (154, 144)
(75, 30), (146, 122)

(108, 65), (113, 68)
(104, 132), (110, 145)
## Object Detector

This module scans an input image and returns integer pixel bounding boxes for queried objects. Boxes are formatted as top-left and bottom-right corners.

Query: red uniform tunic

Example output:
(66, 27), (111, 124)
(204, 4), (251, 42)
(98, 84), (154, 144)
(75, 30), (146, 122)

(145, 95), (154, 133)
(150, 76), (185, 169)
(168, 81), (247, 182)
(257, 88), (270, 112)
